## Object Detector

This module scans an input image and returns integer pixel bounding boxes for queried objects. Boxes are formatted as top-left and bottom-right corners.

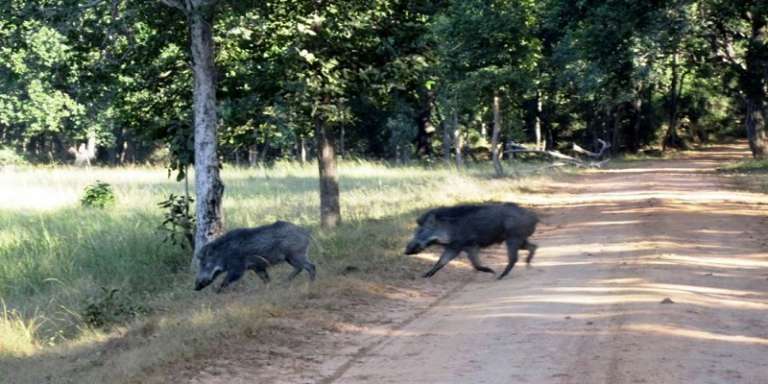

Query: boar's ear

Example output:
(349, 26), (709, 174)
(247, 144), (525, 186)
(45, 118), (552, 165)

(423, 213), (437, 226)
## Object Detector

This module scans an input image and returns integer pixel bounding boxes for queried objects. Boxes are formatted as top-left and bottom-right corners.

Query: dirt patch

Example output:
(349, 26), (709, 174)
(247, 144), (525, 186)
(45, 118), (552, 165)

(153, 143), (768, 384)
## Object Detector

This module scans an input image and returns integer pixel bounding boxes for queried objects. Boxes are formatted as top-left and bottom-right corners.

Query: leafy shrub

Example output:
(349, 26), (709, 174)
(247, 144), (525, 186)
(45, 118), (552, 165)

(80, 181), (116, 208)
(0, 146), (27, 167)
(81, 287), (148, 328)
(158, 193), (195, 250)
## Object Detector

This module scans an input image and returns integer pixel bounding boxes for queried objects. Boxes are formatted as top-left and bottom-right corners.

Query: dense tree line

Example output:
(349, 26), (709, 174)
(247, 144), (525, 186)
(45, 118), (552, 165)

(3, 0), (766, 165)
(1, 0), (766, 251)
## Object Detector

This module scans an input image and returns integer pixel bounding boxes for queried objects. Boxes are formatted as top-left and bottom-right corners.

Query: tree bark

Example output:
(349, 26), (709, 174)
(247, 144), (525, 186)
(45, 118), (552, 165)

(298, 136), (307, 165)
(316, 113), (340, 228)
(452, 111), (463, 169)
(249, 129), (258, 166)
(416, 89), (435, 158)
(535, 91), (542, 150)
(491, 93), (504, 177)
(441, 120), (451, 164)
(743, 14), (768, 159)
(745, 98), (767, 158)
(188, 1), (224, 264)
(663, 52), (686, 150)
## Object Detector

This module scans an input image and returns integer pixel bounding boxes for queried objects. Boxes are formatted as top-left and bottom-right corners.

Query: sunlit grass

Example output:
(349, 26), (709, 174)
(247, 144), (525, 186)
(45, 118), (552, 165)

(0, 159), (553, 383)
(718, 158), (768, 173)
(717, 158), (768, 194)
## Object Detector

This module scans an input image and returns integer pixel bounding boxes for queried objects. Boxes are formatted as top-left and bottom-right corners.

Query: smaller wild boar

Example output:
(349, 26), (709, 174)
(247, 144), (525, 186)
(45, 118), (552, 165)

(194, 221), (316, 292)
(404, 202), (538, 280)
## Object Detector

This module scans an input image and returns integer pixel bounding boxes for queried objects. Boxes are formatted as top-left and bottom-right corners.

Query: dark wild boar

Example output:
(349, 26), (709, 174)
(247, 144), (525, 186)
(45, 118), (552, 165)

(194, 221), (316, 292)
(405, 202), (538, 280)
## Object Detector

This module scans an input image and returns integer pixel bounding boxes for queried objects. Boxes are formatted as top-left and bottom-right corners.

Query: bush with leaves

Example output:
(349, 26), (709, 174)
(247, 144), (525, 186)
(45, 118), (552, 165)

(158, 193), (195, 250)
(80, 181), (116, 208)
(81, 287), (148, 328)
(0, 147), (27, 167)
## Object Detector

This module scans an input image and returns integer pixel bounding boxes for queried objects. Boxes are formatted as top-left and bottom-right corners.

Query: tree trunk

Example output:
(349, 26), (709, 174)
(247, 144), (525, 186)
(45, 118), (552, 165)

(491, 93), (504, 177)
(316, 115), (340, 228)
(630, 93), (643, 153)
(441, 120), (451, 164)
(416, 89), (435, 158)
(452, 111), (463, 169)
(743, 14), (768, 159)
(298, 136), (307, 165)
(610, 105), (620, 152)
(259, 132), (269, 163)
(745, 98), (767, 158)
(663, 52), (685, 150)
(189, 2), (224, 264)
(249, 129), (259, 166)
(535, 91), (542, 150)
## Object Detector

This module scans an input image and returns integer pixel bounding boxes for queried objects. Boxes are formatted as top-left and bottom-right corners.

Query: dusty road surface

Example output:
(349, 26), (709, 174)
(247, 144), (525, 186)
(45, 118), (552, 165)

(324, 144), (768, 384)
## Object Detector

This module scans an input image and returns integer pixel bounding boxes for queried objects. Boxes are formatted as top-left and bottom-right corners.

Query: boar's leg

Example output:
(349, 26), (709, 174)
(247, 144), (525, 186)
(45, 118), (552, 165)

(286, 249), (316, 281)
(285, 257), (316, 281)
(499, 239), (523, 280)
(217, 269), (245, 292)
(466, 246), (495, 274)
(303, 261), (317, 281)
(522, 240), (538, 265)
(286, 261), (303, 281)
(253, 268), (270, 284)
(423, 248), (460, 278)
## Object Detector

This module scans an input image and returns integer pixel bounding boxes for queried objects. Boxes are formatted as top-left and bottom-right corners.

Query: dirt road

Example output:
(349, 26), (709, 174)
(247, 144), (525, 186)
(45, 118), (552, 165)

(326, 145), (768, 384)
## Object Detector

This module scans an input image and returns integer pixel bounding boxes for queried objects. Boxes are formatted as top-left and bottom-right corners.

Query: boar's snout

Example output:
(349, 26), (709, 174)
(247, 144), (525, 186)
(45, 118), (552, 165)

(194, 278), (211, 291)
(404, 240), (423, 255)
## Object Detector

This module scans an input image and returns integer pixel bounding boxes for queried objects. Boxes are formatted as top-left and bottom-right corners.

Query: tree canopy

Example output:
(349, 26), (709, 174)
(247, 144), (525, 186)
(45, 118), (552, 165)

(1, 0), (766, 163)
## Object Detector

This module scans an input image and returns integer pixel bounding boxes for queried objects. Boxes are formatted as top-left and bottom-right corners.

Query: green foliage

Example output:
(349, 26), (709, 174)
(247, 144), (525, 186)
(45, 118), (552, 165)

(0, 0), (763, 162)
(81, 287), (148, 329)
(80, 181), (116, 208)
(0, 146), (26, 166)
(157, 193), (195, 250)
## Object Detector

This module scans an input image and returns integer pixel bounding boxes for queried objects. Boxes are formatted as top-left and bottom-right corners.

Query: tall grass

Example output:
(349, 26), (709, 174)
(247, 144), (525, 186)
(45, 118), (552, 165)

(0, 160), (553, 382)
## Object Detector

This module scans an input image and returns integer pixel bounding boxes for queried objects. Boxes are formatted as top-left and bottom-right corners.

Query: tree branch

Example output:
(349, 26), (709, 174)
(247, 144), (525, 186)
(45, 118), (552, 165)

(506, 140), (610, 168)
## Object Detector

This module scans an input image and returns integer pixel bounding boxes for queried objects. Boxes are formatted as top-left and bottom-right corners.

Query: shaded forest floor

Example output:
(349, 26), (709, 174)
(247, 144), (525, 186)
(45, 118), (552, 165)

(151, 142), (768, 384)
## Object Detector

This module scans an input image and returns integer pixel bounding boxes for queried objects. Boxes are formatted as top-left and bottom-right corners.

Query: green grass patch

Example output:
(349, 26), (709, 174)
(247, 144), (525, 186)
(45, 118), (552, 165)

(718, 158), (768, 173)
(0, 160), (557, 383)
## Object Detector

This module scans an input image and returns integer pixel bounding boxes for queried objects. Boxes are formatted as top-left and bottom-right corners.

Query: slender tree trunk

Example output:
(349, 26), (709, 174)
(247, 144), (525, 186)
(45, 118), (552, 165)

(535, 91), (542, 150)
(259, 132), (269, 163)
(188, 2), (224, 264)
(610, 105), (620, 152)
(416, 89), (435, 158)
(745, 98), (767, 158)
(452, 111), (463, 169)
(631, 93), (643, 153)
(298, 136), (307, 165)
(111, 125), (125, 165)
(249, 129), (258, 166)
(663, 52), (685, 150)
(316, 112), (340, 228)
(441, 120), (451, 164)
(491, 93), (504, 177)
